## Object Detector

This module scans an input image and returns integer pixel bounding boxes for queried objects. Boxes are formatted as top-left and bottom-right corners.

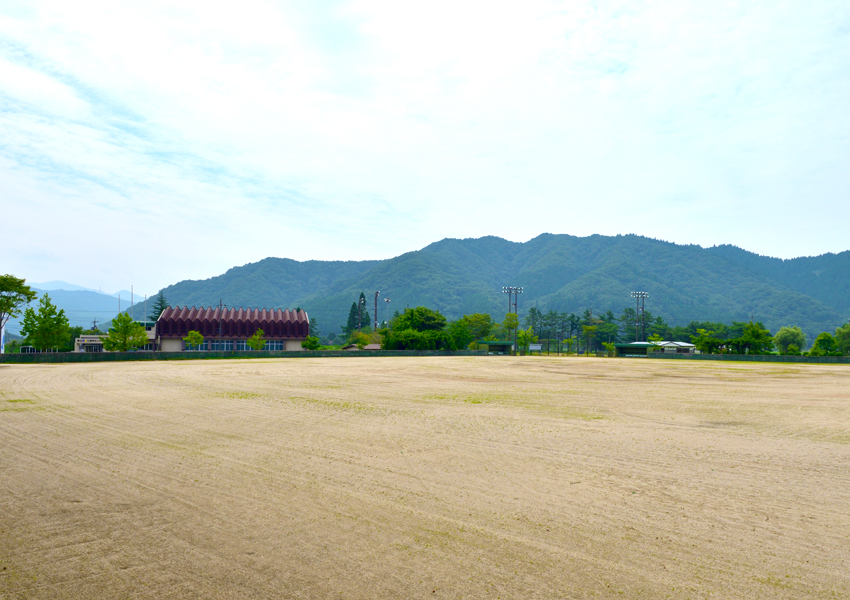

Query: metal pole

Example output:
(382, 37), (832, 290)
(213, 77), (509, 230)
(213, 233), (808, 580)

(636, 295), (640, 342)
(374, 291), (380, 331)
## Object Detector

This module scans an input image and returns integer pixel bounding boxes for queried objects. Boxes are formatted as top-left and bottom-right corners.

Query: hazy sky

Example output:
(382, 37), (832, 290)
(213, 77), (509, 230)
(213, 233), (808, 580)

(2, 0), (849, 295)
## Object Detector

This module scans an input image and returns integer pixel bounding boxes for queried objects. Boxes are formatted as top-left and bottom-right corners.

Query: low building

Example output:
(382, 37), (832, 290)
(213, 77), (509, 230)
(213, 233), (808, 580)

(474, 340), (514, 354)
(155, 306), (309, 352)
(74, 335), (105, 353)
(653, 341), (696, 354)
(614, 341), (696, 357)
(342, 343), (382, 351)
(74, 321), (157, 352)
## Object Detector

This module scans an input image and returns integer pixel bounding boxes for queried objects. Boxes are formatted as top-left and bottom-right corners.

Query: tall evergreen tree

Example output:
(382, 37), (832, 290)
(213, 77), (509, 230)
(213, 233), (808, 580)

(21, 294), (70, 350)
(343, 302), (359, 336)
(357, 292), (370, 328)
(149, 292), (168, 321)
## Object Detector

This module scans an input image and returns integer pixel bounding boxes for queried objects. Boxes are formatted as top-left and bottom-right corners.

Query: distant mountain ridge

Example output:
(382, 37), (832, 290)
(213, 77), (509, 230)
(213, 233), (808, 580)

(126, 234), (850, 341)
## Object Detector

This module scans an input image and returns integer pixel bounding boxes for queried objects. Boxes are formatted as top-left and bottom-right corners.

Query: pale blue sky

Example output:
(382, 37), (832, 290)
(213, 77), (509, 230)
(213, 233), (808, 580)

(2, 0), (849, 295)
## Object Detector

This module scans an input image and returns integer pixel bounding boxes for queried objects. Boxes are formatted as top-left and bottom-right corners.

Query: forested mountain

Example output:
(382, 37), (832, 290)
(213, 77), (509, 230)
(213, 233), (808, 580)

(6, 288), (125, 334)
(128, 234), (849, 341)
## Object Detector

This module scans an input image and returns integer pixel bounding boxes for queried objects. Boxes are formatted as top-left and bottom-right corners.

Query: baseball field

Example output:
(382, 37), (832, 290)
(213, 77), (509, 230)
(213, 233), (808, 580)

(1, 356), (848, 599)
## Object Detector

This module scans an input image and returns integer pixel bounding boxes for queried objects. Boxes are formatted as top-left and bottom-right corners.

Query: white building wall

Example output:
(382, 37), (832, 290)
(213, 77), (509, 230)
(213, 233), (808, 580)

(161, 338), (183, 353)
(285, 340), (304, 351)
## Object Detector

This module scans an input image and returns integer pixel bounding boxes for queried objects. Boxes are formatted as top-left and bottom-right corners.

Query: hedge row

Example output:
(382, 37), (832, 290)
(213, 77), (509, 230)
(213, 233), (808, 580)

(645, 352), (850, 365)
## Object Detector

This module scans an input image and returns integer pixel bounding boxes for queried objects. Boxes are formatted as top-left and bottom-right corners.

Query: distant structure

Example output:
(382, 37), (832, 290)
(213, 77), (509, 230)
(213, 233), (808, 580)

(613, 341), (695, 357)
(155, 306), (309, 352)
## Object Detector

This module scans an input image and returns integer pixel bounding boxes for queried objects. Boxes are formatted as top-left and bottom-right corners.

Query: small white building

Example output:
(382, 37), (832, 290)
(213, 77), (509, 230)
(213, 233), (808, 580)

(74, 322), (157, 352)
(652, 341), (696, 354)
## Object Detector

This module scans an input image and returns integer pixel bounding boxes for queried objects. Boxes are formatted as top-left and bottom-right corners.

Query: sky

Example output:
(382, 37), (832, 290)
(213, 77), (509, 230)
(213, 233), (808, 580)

(2, 0), (849, 296)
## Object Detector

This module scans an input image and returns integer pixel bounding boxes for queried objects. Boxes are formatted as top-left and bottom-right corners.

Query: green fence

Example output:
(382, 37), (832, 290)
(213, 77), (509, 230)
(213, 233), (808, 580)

(0, 349), (484, 364)
(646, 352), (850, 365)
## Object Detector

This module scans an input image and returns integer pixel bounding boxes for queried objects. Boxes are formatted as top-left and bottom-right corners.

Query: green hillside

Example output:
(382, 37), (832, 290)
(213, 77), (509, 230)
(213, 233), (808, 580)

(129, 234), (849, 341)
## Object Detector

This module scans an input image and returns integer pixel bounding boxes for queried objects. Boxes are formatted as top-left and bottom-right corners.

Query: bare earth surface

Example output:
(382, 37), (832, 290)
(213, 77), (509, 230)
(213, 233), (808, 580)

(1, 356), (848, 599)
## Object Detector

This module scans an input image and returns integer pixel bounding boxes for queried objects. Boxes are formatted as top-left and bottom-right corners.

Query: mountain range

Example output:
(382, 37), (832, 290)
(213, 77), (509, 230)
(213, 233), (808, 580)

(124, 234), (850, 342)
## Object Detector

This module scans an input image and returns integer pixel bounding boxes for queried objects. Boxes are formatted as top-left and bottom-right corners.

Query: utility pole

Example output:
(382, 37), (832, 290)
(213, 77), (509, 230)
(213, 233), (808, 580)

(502, 286), (523, 353)
(631, 291), (648, 342)
(374, 291), (380, 331)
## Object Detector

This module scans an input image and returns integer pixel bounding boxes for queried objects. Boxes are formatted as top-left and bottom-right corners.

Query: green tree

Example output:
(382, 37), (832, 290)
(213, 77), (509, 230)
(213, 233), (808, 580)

(563, 336), (577, 355)
(809, 332), (837, 356)
(447, 320), (474, 349)
(596, 310), (620, 346)
(503, 312), (519, 339)
(357, 293), (371, 330)
(394, 306), (449, 332)
(741, 321), (774, 355)
(149, 292), (168, 321)
(786, 344), (801, 356)
(580, 325), (596, 354)
(523, 307), (542, 333)
(64, 325), (84, 353)
(247, 328), (266, 351)
(343, 302), (360, 336)
(301, 335), (321, 350)
(349, 330), (371, 350)
(309, 317), (320, 339)
(21, 294), (70, 350)
(835, 324), (850, 355)
(381, 306), (456, 350)
(342, 294), (372, 335)
(691, 329), (722, 354)
(618, 308), (637, 341)
(459, 313), (493, 340)
(516, 327), (538, 354)
(102, 312), (148, 352)
(773, 326), (806, 354)
(0, 274), (37, 333)
(183, 330), (204, 350)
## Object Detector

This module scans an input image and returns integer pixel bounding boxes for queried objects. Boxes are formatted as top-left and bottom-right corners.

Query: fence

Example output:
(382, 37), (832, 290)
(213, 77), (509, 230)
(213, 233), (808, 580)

(646, 352), (850, 365)
(0, 349), (484, 364)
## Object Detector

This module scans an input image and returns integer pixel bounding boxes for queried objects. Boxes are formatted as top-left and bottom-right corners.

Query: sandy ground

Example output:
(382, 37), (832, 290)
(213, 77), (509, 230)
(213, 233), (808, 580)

(0, 356), (848, 599)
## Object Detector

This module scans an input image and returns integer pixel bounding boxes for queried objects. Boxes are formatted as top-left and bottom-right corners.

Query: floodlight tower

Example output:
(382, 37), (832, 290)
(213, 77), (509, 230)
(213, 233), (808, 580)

(630, 291), (649, 342)
(502, 286), (524, 352)
(374, 291), (381, 331)
(384, 297), (391, 331)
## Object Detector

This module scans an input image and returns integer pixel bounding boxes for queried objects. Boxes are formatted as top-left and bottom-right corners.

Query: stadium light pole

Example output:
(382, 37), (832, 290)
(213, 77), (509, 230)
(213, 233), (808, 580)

(358, 296), (365, 333)
(374, 291), (380, 331)
(502, 286), (524, 353)
(384, 297), (391, 332)
(630, 291), (649, 342)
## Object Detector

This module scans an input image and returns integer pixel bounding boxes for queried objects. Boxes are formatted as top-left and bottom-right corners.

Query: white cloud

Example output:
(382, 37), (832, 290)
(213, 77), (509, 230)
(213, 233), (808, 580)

(1, 0), (849, 293)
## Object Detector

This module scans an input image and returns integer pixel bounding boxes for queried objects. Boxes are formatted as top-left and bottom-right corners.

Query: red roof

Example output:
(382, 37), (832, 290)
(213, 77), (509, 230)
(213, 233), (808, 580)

(157, 306), (309, 339)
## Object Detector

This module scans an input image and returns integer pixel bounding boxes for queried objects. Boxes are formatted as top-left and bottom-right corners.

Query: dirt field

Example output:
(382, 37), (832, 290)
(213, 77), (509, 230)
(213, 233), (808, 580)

(1, 356), (848, 599)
